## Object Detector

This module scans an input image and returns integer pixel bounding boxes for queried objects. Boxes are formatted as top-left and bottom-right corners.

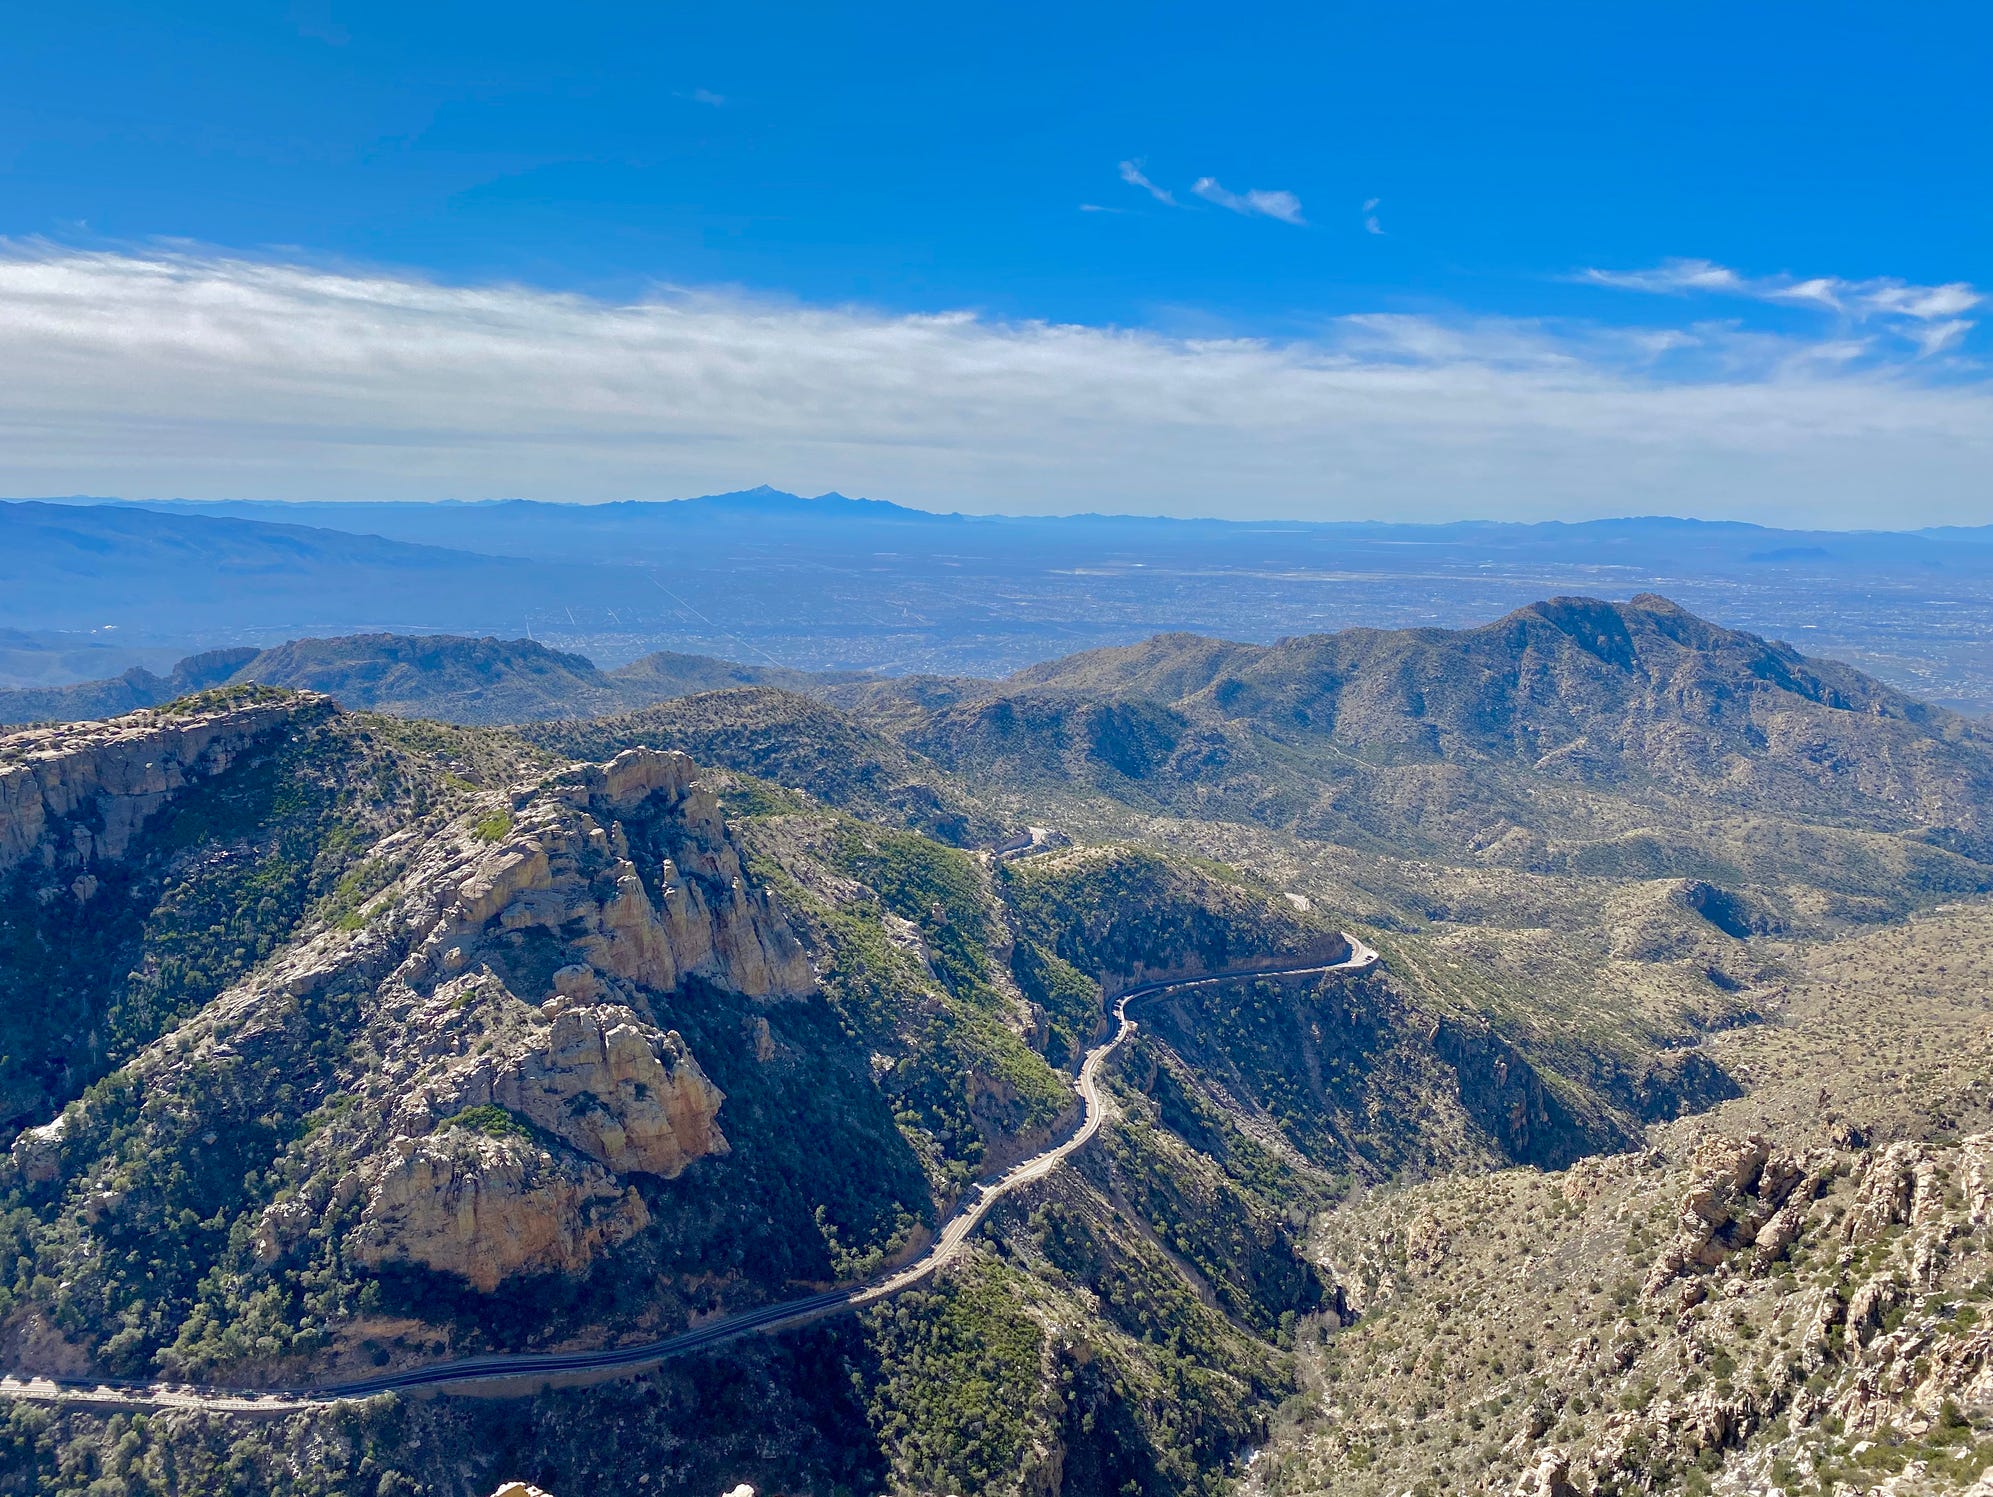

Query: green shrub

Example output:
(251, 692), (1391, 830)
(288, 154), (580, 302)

(444, 1105), (531, 1142)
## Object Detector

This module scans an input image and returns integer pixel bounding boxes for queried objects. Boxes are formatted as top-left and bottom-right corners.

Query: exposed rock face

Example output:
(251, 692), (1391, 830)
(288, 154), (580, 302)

(329, 750), (813, 1284)
(0, 695), (319, 873)
(1512, 1447), (1578, 1497)
(492, 1003), (727, 1177)
(354, 1128), (650, 1292)
(426, 748), (814, 1004)
(7, 735), (814, 1295)
(1641, 1132), (1828, 1296)
(8, 1114), (71, 1185)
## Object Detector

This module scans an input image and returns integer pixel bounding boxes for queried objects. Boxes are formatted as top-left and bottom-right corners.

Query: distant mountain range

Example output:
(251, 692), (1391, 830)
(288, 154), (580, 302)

(71, 488), (1993, 571)
(0, 631), (867, 727)
(13, 595), (1990, 898)
(11, 491), (1993, 711)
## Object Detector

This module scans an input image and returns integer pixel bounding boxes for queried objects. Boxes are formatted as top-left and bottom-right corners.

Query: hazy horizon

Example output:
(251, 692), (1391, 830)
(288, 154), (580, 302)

(11, 488), (1991, 536)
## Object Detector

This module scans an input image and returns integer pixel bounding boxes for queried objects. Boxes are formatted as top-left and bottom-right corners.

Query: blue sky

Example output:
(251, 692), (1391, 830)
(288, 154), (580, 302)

(0, 1), (1987, 523)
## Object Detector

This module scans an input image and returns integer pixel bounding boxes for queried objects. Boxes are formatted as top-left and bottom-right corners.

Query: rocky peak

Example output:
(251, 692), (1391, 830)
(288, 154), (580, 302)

(5, 736), (818, 1297)
(420, 746), (814, 1003)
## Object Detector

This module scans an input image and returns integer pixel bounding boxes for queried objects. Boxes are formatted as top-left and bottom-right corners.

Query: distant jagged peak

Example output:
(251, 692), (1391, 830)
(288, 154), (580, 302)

(654, 484), (952, 520)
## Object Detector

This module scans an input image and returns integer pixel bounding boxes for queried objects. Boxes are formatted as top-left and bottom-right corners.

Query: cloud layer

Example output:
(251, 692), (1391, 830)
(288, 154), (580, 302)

(0, 245), (1987, 525)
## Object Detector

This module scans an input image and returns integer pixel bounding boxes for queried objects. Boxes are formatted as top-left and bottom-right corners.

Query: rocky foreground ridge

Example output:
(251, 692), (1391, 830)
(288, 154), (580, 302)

(2, 701), (820, 1348)
(1287, 1120), (1993, 1495)
(0, 689), (313, 873)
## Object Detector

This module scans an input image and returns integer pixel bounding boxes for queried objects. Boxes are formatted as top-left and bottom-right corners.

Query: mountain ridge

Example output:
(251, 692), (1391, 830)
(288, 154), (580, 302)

(0, 634), (872, 727)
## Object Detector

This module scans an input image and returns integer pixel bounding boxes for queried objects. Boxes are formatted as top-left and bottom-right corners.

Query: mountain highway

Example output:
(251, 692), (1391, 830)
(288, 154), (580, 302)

(0, 936), (1378, 1412)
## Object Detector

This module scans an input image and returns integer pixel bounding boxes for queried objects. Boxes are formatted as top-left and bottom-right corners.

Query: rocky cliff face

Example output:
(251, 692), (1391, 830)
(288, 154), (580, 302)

(345, 993), (732, 1289)
(4, 736), (817, 1317)
(0, 691), (319, 873)
(355, 1128), (653, 1292)
(495, 1001), (728, 1177)
(414, 747), (815, 1004)
(267, 748), (810, 1290)
(0, 689), (408, 1134)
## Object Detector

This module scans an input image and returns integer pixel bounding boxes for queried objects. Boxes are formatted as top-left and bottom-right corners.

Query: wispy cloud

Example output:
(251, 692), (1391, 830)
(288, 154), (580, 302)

(1584, 258), (1982, 356)
(1118, 160), (1178, 207)
(1192, 177), (1305, 225)
(1362, 197), (1384, 235)
(678, 87), (726, 107)
(0, 244), (1987, 524)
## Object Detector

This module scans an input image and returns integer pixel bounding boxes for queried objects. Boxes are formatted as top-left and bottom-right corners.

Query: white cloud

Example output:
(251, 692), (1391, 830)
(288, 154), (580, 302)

(1118, 161), (1178, 206)
(1362, 198), (1384, 235)
(1583, 258), (1983, 357)
(1192, 178), (1305, 225)
(688, 87), (726, 107)
(1910, 319), (1974, 357)
(0, 244), (1988, 525)
(1586, 259), (1747, 297)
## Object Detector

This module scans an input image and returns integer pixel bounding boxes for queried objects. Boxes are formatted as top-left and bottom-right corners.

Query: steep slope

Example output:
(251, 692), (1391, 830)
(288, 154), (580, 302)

(0, 687), (501, 1132)
(1259, 897), (1993, 1497)
(0, 718), (910, 1380)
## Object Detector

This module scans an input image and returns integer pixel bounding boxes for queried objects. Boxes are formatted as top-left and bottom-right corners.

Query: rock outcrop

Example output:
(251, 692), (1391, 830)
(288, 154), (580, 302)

(5, 732), (813, 1294)
(331, 750), (813, 1284)
(1641, 1132), (1829, 1297)
(0, 694), (320, 873)
(414, 747), (814, 1004)
(355, 1128), (651, 1292)
(492, 1003), (727, 1177)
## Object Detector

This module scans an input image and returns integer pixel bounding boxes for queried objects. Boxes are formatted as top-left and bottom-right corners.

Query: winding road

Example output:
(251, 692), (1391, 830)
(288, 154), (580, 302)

(0, 936), (1378, 1413)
